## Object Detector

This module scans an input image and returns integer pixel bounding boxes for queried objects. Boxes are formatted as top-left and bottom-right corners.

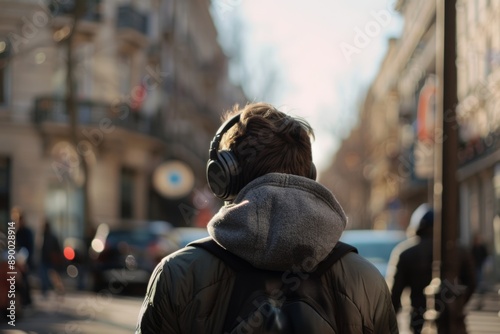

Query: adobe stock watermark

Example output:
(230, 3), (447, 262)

(51, 64), (169, 182)
(339, 7), (394, 64)
(410, 277), (470, 330)
(178, 187), (215, 226)
(378, 65), (500, 187)
(5, 221), (17, 327)
(6, 0), (72, 54)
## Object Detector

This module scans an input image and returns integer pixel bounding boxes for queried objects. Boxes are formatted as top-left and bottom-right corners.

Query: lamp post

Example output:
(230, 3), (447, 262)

(423, 0), (459, 332)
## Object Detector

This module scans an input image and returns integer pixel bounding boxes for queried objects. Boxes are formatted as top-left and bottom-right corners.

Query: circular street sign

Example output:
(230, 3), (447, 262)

(152, 160), (195, 199)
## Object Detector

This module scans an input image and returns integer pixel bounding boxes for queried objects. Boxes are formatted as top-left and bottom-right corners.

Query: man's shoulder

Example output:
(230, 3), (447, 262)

(328, 252), (393, 314)
(334, 251), (385, 279)
(388, 236), (421, 259)
(161, 242), (227, 270)
(157, 242), (233, 287)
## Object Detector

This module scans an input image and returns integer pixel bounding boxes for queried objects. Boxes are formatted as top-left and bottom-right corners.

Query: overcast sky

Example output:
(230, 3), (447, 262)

(211, 1), (403, 172)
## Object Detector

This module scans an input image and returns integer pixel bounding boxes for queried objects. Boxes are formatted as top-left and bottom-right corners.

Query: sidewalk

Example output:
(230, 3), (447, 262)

(465, 287), (500, 334)
(398, 288), (500, 334)
(466, 287), (500, 313)
(0, 289), (141, 334)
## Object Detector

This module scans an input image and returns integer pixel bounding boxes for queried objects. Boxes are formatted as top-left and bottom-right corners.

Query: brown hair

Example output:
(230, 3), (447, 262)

(220, 102), (314, 187)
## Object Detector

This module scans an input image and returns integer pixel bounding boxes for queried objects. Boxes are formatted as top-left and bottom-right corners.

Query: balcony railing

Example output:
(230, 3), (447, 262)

(49, 0), (102, 23)
(33, 96), (162, 138)
(116, 5), (148, 36)
(458, 128), (500, 166)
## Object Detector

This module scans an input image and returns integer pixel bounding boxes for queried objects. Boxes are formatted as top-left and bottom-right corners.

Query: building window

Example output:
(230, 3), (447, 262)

(0, 157), (11, 231)
(120, 167), (135, 219)
(0, 39), (10, 106)
(75, 42), (94, 99)
(485, 36), (494, 77)
(118, 54), (132, 96)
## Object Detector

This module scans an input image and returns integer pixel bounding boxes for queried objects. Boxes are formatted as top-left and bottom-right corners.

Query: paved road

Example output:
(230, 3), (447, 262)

(397, 291), (500, 334)
(466, 291), (500, 334)
(0, 289), (142, 334)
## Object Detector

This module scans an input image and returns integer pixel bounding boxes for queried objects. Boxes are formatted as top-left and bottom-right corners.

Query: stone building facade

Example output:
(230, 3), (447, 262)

(456, 0), (500, 280)
(0, 0), (246, 240)
(323, 0), (500, 280)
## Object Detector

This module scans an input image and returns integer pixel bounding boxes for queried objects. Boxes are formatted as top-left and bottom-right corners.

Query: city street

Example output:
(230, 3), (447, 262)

(465, 291), (500, 334)
(0, 289), (142, 334)
(1, 288), (499, 334)
(396, 290), (500, 334)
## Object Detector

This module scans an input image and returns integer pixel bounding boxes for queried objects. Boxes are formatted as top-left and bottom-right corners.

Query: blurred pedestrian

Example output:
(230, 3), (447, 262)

(39, 220), (65, 298)
(14, 210), (34, 307)
(471, 232), (489, 309)
(387, 204), (476, 334)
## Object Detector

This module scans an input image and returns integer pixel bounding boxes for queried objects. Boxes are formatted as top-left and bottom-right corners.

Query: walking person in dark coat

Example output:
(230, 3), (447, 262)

(14, 211), (34, 307)
(39, 220), (65, 298)
(471, 232), (488, 288)
(471, 232), (489, 309)
(387, 204), (476, 334)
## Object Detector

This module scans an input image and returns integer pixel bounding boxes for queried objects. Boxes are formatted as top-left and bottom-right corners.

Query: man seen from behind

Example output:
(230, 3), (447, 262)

(137, 102), (399, 333)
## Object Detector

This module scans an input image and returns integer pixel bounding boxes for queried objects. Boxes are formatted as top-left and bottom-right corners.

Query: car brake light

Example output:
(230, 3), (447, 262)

(64, 246), (75, 261)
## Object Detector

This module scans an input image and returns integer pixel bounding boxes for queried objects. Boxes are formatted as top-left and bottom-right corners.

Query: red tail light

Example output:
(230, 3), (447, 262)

(64, 246), (75, 261)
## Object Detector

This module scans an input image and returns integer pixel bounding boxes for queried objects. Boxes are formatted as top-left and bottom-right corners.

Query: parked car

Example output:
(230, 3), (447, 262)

(340, 229), (406, 277)
(89, 221), (176, 293)
(169, 227), (210, 249)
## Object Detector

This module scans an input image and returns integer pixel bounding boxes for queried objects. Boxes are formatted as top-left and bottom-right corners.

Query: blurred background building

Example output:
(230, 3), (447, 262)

(456, 0), (500, 247)
(321, 0), (500, 281)
(321, 0), (436, 231)
(0, 0), (246, 241)
(1, 0), (500, 285)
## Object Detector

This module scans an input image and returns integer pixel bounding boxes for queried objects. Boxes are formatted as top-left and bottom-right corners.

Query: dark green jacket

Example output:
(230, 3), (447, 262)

(137, 245), (398, 333)
(137, 174), (398, 333)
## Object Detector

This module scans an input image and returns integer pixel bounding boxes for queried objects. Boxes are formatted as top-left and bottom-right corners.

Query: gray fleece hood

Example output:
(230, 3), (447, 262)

(207, 173), (347, 271)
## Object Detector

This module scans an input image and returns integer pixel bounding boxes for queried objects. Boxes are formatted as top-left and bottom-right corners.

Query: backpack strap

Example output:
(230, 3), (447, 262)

(188, 237), (357, 274)
(188, 237), (256, 272)
(313, 241), (358, 276)
(188, 237), (358, 334)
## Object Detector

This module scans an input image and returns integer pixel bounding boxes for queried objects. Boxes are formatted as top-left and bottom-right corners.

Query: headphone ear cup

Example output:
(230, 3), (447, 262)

(309, 162), (317, 181)
(206, 159), (229, 199)
(206, 150), (241, 200)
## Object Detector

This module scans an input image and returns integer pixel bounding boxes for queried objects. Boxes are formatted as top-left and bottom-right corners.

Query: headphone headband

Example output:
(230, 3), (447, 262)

(209, 113), (241, 160)
(206, 112), (316, 201)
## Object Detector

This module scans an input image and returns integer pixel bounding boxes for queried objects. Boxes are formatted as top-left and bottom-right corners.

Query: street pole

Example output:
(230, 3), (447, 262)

(65, 0), (93, 244)
(440, 0), (460, 331)
(423, 0), (458, 333)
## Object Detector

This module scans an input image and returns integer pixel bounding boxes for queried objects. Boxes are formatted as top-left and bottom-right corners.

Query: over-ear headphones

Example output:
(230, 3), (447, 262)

(206, 113), (317, 201)
(206, 114), (242, 201)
